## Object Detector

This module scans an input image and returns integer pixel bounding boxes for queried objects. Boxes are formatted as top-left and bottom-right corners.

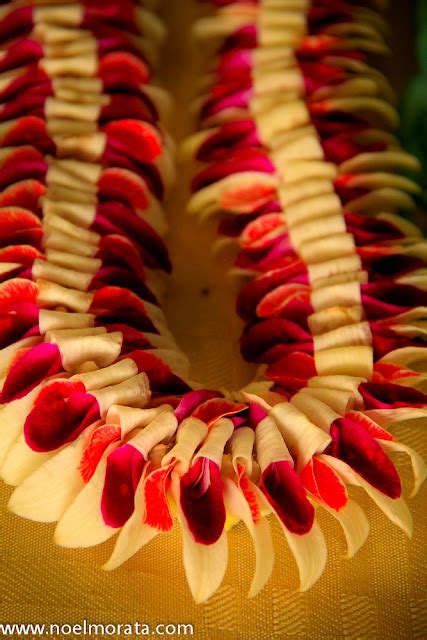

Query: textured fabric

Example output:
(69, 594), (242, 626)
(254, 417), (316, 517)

(0, 1), (425, 638)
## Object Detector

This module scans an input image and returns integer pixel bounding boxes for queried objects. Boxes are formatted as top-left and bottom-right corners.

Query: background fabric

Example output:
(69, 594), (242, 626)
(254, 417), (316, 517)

(0, 1), (425, 638)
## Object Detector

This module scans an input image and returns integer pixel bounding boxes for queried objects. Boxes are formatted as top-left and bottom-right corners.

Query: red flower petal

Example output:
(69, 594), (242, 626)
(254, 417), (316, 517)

(102, 119), (162, 164)
(192, 398), (246, 425)
(129, 350), (190, 394)
(345, 410), (395, 442)
(174, 390), (223, 422)
(143, 464), (174, 532)
(98, 168), (149, 211)
(180, 457), (225, 544)
(331, 417), (401, 498)
(261, 460), (314, 535)
(1, 342), (62, 403)
(99, 52), (150, 87)
(24, 385), (100, 452)
(359, 382), (427, 410)
(101, 444), (146, 528)
(79, 424), (122, 484)
(300, 457), (348, 511)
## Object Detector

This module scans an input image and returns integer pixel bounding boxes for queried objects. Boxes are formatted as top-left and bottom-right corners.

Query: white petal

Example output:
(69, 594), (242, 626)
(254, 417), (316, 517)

(320, 455), (413, 537)
(254, 485), (327, 591)
(270, 402), (331, 471)
(7, 426), (96, 522)
(103, 468), (158, 571)
(171, 473), (228, 604)
(321, 499), (370, 558)
(1, 435), (54, 486)
(364, 408), (427, 427)
(223, 477), (274, 598)
(0, 384), (42, 467)
(54, 443), (118, 548)
(281, 520), (327, 592)
(378, 439), (426, 497)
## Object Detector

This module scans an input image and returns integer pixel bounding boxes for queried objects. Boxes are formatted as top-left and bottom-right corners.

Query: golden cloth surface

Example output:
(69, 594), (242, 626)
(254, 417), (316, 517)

(0, 1), (425, 638)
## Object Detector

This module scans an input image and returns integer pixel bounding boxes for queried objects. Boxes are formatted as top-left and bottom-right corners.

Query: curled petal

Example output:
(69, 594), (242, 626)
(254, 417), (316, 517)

(180, 457), (225, 545)
(101, 444), (146, 528)
(192, 398), (246, 425)
(331, 417), (401, 499)
(1, 343), (62, 403)
(261, 461), (314, 535)
(379, 439), (426, 497)
(223, 474), (274, 598)
(171, 473), (228, 604)
(321, 499), (370, 559)
(321, 454), (413, 537)
(300, 457), (348, 511)
(24, 383), (99, 452)
(103, 464), (159, 571)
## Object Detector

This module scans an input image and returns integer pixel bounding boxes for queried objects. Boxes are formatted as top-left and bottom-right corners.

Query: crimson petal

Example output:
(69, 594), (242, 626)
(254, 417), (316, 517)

(330, 417), (401, 498)
(180, 457), (225, 544)
(101, 444), (146, 528)
(1, 342), (62, 403)
(261, 461), (314, 535)
(24, 383), (99, 452)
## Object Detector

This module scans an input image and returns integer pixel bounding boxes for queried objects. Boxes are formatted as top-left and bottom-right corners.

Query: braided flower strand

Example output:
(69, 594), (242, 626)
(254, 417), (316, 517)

(0, 0), (424, 605)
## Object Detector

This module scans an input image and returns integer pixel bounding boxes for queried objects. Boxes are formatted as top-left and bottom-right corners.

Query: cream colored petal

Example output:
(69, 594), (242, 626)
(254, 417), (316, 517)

(171, 473), (228, 604)
(321, 499), (370, 559)
(103, 466), (158, 571)
(54, 443), (118, 548)
(7, 422), (100, 522)
(223, 477), (274, 598)
(379, 439), (426, 497)
(320, 455), (413, 537)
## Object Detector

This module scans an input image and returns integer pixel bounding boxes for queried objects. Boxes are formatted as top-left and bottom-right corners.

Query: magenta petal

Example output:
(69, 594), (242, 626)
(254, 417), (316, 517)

(94, 202), (171, 272)
(262, 461), (314, 535)
(101, 444), (146, 528)
(0, 39), (43, 73)
(180, 457), (225, 544)
(359, 382), (427, 410)
(237, 262), (307, 321)
(24, 387), (100, 452)
(371, 324), (416, 359)
(197, 118), (260, 162)
(346, 213), (405, 245)
(90, 266), (156, 303)
(174, 389), (223, 422)
(1, 342), (62, 403)
(366, 252), (424, 280)
(240, 318), (312, 363)
(191, 149), (273, 192)
(0, 302), (39, 348)
(0, 6), (33, 45)
(247, 402), (268, 428)
(331, 417), (401, 498)
(129, 350), (191, 394)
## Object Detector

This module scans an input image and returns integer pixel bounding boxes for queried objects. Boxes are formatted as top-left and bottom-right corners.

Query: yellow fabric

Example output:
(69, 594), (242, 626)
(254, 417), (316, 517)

(0, 1), (426, 638)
